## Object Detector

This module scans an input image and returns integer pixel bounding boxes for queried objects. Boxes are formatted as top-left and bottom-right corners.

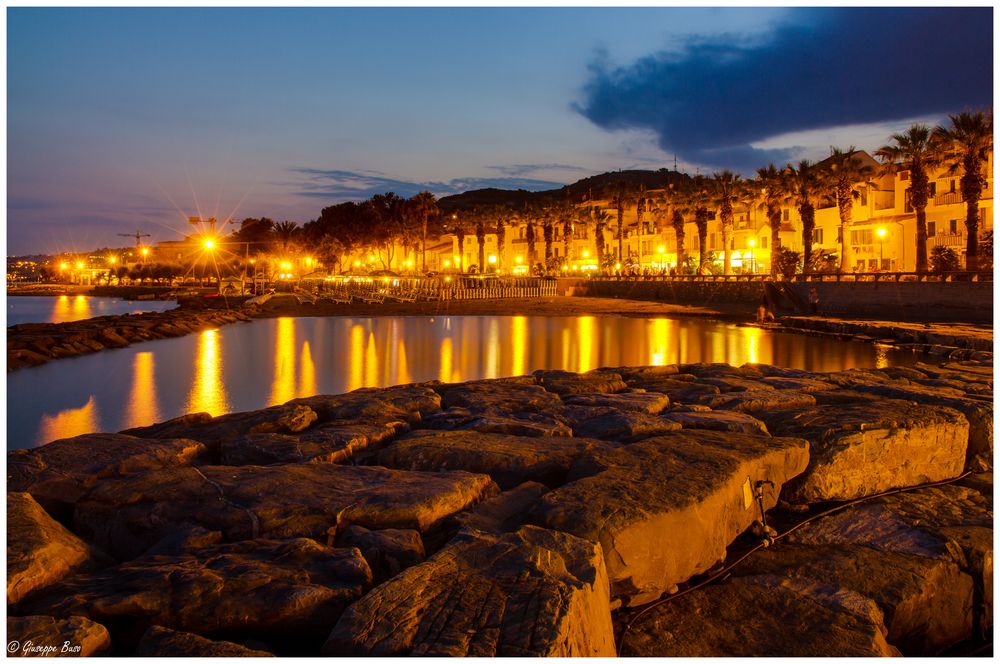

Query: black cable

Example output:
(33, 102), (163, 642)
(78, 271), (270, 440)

(616, 470), (975, 656)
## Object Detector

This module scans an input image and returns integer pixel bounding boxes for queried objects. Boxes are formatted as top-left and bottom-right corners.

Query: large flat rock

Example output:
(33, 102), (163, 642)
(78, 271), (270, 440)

(438, 379), (562, 413)
(219, 420), (406, 465)
(373, 430), (616, 490)
(135, 626), (273, 657)
(619, 574), (898, 657)
(735, 542), (973, 655)
(763, 400), (969, 503)
(698, 389), (817, 414)
(7, 616), (112, 657)
(8, 434), (208, 518)
(8, 492), (108, 605)
(660, 410), (770, 436)
(419, 408), (573, 437)
(22, 538), (371, 650)
(121, 405), (318, 450)
(561, 391), (671, 414)
(561, 406), (682, 442)
(323, 525), (615, 657)
(533, 369), (627, 396)
(73, 463), (496, 560)
(529, 430), (810, 605)
(288, 384), (442, 423)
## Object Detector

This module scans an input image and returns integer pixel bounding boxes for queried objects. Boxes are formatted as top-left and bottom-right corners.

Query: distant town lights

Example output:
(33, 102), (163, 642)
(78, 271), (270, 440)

(75, 262), (84, 269)
(141, 247), (150, 256)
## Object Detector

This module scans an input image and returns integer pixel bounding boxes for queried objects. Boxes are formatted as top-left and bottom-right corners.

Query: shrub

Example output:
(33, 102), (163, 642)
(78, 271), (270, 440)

(930, 246), (961, 273)
(772, 246), (802, 278)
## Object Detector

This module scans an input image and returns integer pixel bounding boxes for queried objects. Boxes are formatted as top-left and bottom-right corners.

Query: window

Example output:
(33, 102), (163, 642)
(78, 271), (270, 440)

(900, 170), (910, 181)
(950, 180), (956, 193)
(904, 189), (913, 213)
(812, 228), (824, 244)
(927, 221), (936, 237)
(851, 229), (874, 245)
(950, 219), (959, 235)
(782, 209), (790, 222)
(860, 190), (868, 206)
(760, 236), (768, 249)
(928, 182), (937, 196)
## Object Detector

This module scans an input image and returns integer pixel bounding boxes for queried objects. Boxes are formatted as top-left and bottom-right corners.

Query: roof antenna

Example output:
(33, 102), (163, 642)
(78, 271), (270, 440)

(673, 155), (677, 172)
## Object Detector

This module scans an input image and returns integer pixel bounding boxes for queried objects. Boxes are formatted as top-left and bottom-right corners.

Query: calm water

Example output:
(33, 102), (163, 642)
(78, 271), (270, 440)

(7, 295), (177, 326)
(7, 315), (919, 449)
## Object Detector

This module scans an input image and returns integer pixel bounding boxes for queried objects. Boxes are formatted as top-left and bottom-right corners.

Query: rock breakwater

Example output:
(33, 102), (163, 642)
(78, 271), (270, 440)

(7, 308), (251, 371)
(7, 360), (992, 656)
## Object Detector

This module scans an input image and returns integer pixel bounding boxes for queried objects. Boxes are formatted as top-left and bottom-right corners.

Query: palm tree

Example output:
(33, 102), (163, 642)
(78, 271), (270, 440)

(559, 200), (575, 263)
(712, 171), (743, 275)
(756, 164), (785, 277)
(690, 176), (712, 272)
(525, 217), (537, 268)
(784, 160), (822, 272)
(272, 221), (299, 256)
(875, 125), (941, 274)
(409, 192), (438, 273)
(495, 208), (508, 272)
(542, 207), (555, 266)
(592, 207), (610, 270)
(822, 147), (874, 273)
(635, 184), (648, 235)
(474, 211), (487, 273)
(611, 181), (636, 263)
(933, 111), (993, 271)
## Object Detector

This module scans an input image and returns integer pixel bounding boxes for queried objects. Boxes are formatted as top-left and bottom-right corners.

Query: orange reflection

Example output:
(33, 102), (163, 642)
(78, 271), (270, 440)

(577, 316), (596, 373)
(300, 340), (317, 397)
(187, 328), (229, 416)
(650, 318), (669, 366)
(512, 316), (528, 376)
(486, 318), (500, 379)
(348, 324), (365, 391)
(742, 326), (763, 366)
(51, 295), (92, 324)
(270, 317), (297, 405)
(396, 336), (411, 385)
(439, 336), (454, 382)
(38, 396), (100, 443)
(123, 352), (160, 429)
(365, 331), (378, 387)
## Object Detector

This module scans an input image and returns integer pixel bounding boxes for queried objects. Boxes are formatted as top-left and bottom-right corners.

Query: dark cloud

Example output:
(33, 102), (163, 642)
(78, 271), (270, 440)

(576, 7), (992, 172)
(291, 168), (566, 201)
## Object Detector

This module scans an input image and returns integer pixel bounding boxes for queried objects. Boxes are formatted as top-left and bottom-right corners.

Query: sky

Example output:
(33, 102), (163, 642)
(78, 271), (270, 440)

(6, 6), (993, 256)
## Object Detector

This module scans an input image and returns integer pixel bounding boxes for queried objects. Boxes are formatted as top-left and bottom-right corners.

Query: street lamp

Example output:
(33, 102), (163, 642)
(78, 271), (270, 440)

(141, 247), (150, 263)
(876, 227), (886, 270)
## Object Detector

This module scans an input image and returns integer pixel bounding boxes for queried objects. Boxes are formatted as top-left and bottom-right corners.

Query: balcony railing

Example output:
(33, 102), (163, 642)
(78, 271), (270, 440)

(933, 191), (963, 206)
(929, 233), (964, 247)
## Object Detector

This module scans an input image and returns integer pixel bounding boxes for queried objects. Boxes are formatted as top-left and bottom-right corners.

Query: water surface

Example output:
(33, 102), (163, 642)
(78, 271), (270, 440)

(7, 295), (176, 326)
(8, 315), (920, 449)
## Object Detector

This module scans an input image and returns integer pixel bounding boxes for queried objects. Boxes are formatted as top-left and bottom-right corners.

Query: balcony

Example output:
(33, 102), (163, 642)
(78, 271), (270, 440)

(929, 233), (964, 247)
(933, 191), (963, 206)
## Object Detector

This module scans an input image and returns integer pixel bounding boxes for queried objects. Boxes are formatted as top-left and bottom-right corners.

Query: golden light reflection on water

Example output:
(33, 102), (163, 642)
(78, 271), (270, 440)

(875, 344), (890, 369)
(38, 395), (100, 442)
(365, 331), (378, 386)
(300, 341), (317, 397)
(123, 352), (160, 429)
(186, 328), (229, 416)
(512, 316), (527, 376)
(349, 324), (365, 391)
(51, 295), (92, 324)
(577, 316), (596, 373)
(742, 326), (763, 366)
(439, 336), (454, 383)
(269, 317), (297, 406)
(650, 318), (669, 366)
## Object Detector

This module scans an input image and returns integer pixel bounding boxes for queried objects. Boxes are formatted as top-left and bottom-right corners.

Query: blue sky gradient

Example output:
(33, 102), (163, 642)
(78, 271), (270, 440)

(7, 7), (991, 255)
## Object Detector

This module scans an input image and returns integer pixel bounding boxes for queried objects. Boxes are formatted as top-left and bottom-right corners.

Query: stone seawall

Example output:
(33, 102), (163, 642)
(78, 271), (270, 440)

(7, 360), (992, 656)
(580, 279), (994, 323)
(7, 308), (251, 372)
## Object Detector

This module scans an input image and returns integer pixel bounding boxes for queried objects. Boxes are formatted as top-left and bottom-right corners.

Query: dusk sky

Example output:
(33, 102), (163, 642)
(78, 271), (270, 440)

(7, 6), (992, 256)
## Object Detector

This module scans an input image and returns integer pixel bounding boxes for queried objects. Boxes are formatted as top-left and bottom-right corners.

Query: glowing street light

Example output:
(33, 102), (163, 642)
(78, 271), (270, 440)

(59, 262), (68, 270)
(75, 262), (84, 269)
(203, 239), (214, 250)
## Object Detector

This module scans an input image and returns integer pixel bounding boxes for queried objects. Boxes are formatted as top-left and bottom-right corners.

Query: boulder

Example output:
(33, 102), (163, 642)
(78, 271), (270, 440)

(763, 401), (969, 503)
(734, 542), (973, 655)
(661, 410), (770, 436)
(560, 406), (682, 442)
(529, 430), (810, 605)
(448, 481), (550, 534)
(846, 383), (993, 472)
(373, 430), (616, 490)
(323, 526), (615, 657)
(605, 364), (680, 382)
(288, 384), (442, 424)
(135, 626), (273, 657)
(419, 408), (573, 438)
(696, 376), (775, 393)
(7, 433), (208, 518)
(698, 389), (817, 414)
(219, 420), (406, 465)
(8, 492), (109, 605)
(438, 380), (562, 413)
(620, 378), (720, 404)
(562, 391), (670, 414)
(532, 369), (627, 396)
(6, 615), (112, 657)
(335, 525), (425, 583)
(619, 574), (898, 657)
(760, 376), (837, 392)
(248, 405), (318, 433)
(23, 538), (371, 650)
(73, 464), (497, 560)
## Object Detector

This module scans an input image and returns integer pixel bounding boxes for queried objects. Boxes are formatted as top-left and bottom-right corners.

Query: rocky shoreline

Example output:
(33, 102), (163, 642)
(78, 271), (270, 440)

(7, 360), (993, 656)
(6, 308), (251, 371)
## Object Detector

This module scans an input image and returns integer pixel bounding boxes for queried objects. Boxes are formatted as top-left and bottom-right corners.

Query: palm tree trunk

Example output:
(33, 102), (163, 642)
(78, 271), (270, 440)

(769, 213), (781, 278)
(914, 206), (928, 273)
(616, 206), (624, 262)
(421, 218), (427, 273)
(722, 220), (732, 275)
(496, 219), (507, 272)
(595, 219), (605, 268)
(965, 197), (980, 271)
(672, 210), (685, 269)
(801, 204), (815, 273)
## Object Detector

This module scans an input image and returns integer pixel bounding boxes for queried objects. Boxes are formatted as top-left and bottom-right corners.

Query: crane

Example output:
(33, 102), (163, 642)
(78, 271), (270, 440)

(118, 231), (151, 249)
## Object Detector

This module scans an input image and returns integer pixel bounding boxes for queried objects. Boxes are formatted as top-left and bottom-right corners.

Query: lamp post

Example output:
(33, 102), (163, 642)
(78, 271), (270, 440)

(748, 239), (756, 274)
(876, 227), (886, 271)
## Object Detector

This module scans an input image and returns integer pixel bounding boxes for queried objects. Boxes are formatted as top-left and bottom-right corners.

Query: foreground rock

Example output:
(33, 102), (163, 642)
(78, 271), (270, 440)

(7, 434), (208, 519)
(763, 400), (968, 502)
(135, 626), (273, 657)
(22, 538), (370, 650)
(530, 430), (810, 605)
(7, 493), (109, 605)
(6, 616), (112, 657)
(324, 526), (615, 656)
(374, 430), (616, 490)
(219, 420), (407, 465)
(620, 575), (899, 657)
(73, 464), (496, 560)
